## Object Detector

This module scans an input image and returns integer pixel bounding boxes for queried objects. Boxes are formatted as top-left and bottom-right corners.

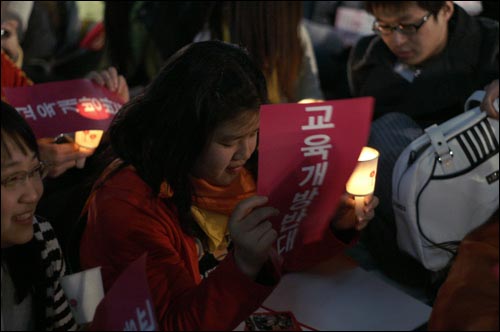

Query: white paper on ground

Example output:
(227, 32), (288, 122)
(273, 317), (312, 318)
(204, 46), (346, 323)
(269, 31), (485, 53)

(261, 267), (432, 331)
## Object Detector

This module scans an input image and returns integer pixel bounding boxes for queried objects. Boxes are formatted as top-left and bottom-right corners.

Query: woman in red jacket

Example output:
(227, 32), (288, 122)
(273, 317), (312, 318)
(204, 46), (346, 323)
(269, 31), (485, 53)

(80, 40), (378, 330)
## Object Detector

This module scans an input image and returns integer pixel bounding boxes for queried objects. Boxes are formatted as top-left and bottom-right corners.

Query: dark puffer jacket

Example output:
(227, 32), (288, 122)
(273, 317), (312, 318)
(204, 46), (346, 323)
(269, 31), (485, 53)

(348, 5), (499, 127)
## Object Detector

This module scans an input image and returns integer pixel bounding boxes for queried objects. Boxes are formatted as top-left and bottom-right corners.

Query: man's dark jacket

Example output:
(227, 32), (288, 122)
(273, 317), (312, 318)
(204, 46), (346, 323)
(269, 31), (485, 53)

(348, 5), (499, 127)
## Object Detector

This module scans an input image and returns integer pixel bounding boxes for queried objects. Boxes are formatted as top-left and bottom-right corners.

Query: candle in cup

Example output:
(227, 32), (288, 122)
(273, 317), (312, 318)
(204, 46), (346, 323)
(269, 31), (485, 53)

(345, 147), (379, 218)
(74, 130), (104, 168)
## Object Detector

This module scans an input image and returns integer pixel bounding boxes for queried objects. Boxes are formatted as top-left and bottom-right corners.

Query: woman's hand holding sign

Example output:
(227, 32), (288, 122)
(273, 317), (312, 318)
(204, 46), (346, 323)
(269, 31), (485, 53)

(229, 196), (279, 280)
(87, 66), (130, 103)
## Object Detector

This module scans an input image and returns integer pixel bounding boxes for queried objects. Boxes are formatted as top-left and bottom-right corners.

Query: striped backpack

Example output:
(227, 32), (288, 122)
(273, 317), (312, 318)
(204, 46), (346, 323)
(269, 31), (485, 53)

(392, 91), (499, 271)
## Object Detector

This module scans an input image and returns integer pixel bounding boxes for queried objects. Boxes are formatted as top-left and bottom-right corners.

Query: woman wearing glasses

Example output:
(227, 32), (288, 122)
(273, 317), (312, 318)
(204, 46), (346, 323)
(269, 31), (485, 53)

(1, 101), (77, 331)
(346, 0), (498, 296)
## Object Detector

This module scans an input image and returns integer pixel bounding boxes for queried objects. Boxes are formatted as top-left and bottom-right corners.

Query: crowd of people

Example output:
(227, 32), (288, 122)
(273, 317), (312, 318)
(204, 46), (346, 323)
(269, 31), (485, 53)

(1, 1), (498, 331)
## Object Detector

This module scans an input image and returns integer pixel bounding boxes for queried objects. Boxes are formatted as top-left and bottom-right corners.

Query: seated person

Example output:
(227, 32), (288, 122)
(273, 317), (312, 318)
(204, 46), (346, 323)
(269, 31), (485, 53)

(198, 1), (324, 104)
(2, 20), (129, 261)
(346, 1), (499, 291)
(79, 41), (378, 331)
(348, 1), (498, 127)
(1, 19), (129, 178)
(1, 101), (77, 331)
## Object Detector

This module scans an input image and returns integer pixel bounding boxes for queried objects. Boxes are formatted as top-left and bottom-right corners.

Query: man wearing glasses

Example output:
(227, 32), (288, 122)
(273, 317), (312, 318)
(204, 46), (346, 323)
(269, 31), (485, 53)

(346, 0), (498, 297)
(348, 1), (498, 125)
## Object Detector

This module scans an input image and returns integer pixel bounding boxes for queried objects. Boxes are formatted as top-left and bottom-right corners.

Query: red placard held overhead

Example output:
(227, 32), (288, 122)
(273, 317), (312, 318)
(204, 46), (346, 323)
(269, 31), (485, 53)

(257, 98), (374, 256)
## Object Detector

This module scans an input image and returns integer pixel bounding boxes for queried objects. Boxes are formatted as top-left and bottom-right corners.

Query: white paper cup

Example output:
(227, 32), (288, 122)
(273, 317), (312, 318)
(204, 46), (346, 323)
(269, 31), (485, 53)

(346, 147), (380, 218)
(346, 147), (379, 196)
(74, 130), (104, 150)
(60, 267), (104, 324)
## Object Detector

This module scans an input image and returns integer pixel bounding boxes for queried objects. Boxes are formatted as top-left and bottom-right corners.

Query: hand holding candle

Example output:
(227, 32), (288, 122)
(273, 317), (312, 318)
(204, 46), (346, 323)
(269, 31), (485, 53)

(346, 147), (380, 219)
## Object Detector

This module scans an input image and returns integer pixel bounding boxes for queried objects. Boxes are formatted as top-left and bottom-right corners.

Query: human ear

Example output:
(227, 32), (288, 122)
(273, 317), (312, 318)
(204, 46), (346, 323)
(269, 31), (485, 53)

(441, 1), (454, 21)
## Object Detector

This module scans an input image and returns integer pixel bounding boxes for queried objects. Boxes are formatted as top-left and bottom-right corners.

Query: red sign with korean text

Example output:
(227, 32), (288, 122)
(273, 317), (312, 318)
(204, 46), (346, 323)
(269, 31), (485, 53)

(257, 98), (374, 255)
(3, 79), (124, 138)
(90, 254), (159, 331)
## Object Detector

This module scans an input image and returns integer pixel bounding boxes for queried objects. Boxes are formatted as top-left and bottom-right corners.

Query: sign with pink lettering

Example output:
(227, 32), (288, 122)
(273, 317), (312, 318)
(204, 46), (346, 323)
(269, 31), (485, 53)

(257, 98), (374, 255)
(90, 254), (158, 331)
(3, 79), (124, 138)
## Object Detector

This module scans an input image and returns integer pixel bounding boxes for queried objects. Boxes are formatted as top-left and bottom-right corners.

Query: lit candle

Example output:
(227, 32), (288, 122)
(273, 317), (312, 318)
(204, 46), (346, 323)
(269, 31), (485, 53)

(74, 130), (104, 168)
(298, 98), (324, 104)
(345, 147), (379, 218)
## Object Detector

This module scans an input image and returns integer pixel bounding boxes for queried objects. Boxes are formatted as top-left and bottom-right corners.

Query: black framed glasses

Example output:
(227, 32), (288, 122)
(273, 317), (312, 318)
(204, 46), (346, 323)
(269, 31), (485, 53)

(1, 161), (49, 190)
(372, 13), (431, 36)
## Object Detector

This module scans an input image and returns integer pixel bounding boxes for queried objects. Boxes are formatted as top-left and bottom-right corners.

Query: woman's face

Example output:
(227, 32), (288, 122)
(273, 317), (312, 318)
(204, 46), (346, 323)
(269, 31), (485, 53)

(1, 137), (44, 248)
(191, 111), (260, 186)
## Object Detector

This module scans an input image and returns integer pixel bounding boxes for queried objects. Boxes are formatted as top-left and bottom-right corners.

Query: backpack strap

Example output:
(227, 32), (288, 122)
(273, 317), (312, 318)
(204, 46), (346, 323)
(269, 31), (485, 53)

(424, 125), (455, 170)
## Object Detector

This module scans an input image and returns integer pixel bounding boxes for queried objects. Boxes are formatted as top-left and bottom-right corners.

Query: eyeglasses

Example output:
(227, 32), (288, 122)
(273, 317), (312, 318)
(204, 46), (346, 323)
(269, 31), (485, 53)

(372, 13), (431, 36)
(1, 161), (49, 190)
(1, 28), (10, 38)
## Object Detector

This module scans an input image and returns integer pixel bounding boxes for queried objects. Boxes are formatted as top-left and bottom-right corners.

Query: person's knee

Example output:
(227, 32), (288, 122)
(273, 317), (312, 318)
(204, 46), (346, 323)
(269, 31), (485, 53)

(369, 112), (423, 147)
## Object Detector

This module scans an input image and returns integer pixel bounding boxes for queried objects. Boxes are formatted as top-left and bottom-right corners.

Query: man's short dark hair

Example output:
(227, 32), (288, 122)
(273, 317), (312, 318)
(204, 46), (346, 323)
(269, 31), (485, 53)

(365, 1), (447, 17)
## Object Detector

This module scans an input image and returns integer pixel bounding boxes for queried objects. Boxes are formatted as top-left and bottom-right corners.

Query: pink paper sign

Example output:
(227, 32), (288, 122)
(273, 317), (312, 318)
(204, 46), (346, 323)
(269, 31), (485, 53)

(3, 79), (124, 138)
(90, 254), (159, 331)
(257, 98), (374, 255)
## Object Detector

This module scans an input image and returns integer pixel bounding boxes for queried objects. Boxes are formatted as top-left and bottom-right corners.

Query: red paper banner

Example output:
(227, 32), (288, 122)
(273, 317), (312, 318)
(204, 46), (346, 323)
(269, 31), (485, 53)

(257, 98), (374, 255)
(3, 79), (124, 138)
(91, 254), (158, 331)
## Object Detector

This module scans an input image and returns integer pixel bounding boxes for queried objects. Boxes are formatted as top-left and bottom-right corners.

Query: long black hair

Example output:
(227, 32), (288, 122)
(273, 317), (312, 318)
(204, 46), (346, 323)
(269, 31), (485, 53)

(108, 40), (268, 238)
(1, 101), (46, 328)
(208, 1), (304, 102)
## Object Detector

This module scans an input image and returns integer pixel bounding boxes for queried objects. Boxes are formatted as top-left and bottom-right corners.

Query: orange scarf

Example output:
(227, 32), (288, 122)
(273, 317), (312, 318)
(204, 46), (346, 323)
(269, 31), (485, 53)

(161, 168), (256, 252)
(159, 167), (256, 214)
(190, 168), (257, 215)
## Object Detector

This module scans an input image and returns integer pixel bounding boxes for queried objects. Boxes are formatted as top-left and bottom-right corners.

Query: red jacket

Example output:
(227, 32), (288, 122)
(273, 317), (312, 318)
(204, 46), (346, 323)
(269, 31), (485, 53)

(1, 50), (33, 101)
(80, 167), (354, 330)
(428, 211), (499, 331)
